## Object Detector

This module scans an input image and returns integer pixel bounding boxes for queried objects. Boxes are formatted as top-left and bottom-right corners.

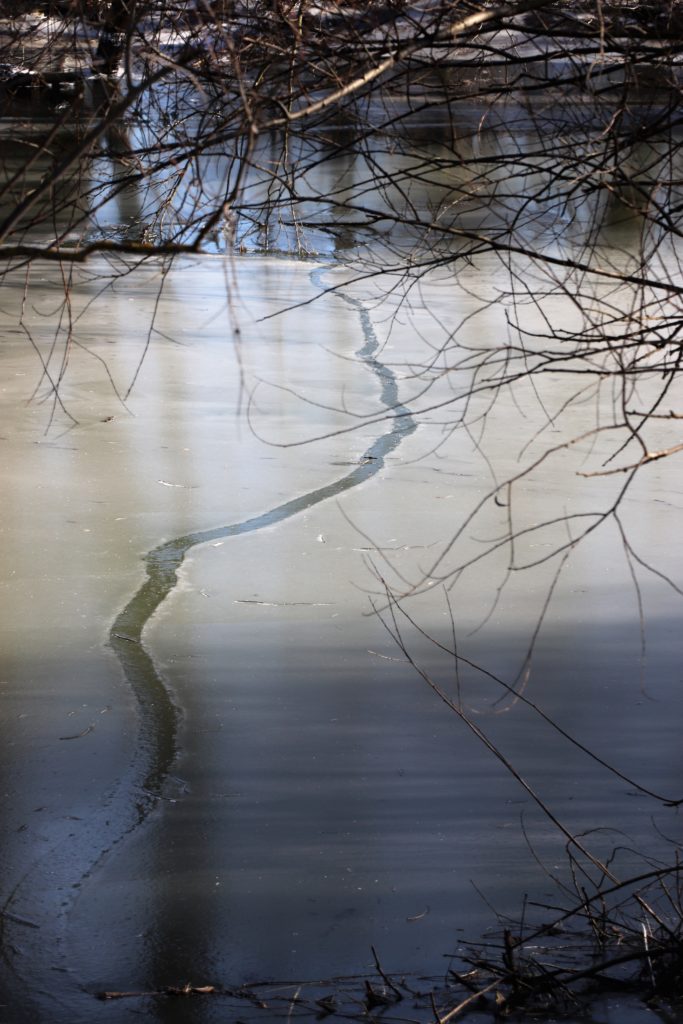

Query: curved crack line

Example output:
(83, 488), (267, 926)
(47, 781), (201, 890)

(0, 264), (417, 1017)
(111, 265), (417, 811)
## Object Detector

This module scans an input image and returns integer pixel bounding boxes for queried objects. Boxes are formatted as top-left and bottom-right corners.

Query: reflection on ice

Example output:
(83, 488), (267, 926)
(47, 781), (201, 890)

(0, 254), (682, 1023)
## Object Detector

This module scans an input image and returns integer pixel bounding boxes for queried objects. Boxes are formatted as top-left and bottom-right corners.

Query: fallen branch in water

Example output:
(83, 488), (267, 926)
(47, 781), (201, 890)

(97, 982), (266, 1005)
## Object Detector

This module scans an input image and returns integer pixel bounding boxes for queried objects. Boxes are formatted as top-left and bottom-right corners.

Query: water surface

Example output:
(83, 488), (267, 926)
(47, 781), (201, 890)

(0, 249), (681, 1023)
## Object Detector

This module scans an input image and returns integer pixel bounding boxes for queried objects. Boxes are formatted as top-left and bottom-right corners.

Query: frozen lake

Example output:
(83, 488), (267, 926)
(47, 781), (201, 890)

(1, 250), (682, 1023)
